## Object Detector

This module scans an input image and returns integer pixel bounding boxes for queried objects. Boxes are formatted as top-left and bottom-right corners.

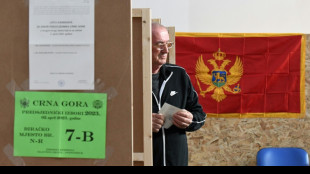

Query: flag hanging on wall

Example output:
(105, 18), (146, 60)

(175, 33), (306, 118)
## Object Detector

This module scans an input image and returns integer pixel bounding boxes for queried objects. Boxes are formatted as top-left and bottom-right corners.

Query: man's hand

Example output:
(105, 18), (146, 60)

(172, 109), (193, 129)
(152, 113), (164, 133)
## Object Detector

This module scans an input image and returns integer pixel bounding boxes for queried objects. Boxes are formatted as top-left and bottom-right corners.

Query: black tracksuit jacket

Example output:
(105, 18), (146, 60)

(152, 64), (206, 166)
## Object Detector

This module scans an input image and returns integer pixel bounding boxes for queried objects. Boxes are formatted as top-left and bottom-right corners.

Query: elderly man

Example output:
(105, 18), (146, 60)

(151, 23), (206, 166)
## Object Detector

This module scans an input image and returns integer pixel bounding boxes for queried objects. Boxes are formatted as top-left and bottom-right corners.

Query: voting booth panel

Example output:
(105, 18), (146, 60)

(132, 8), (153, 166)
(0, 0), (134, 166)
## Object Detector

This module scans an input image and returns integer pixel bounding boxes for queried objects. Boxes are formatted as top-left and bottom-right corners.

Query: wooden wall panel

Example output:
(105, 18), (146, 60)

(132, 8), (153, 166)
(0, 0), (133, 166)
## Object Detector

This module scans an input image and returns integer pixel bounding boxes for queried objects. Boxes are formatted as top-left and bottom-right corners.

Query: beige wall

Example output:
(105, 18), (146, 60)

(187, 35), (310, 166)
(133, 0), (310, 33)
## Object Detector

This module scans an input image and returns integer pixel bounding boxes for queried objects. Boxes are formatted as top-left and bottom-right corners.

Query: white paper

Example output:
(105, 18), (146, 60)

(158, 103), (182, 129)
(29, 0), (95, 90)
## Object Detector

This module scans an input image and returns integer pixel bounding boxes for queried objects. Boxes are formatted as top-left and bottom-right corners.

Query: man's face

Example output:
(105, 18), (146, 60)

(152, 27), (170, 67)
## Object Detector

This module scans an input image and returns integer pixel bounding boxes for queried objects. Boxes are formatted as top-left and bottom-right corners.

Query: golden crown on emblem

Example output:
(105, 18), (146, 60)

(213, 49), (226, 60)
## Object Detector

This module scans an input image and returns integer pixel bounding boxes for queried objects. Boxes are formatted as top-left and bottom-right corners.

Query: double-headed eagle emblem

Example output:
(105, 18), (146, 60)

(195, 49), (243, 102)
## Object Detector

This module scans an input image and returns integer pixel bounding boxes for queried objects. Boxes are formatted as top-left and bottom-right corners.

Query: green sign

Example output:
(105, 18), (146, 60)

(14, 91), (107, 159)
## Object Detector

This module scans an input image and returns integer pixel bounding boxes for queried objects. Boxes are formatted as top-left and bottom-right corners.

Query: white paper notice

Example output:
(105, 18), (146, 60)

(158, 103), (182, 129)
(29, 0), (95, 90)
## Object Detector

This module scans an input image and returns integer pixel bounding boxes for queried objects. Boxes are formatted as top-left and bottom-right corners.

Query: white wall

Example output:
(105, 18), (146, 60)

(132, 0), (310, 33)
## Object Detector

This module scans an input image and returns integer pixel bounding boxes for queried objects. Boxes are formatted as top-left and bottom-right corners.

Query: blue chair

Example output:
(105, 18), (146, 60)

(257, 147), (309, 166)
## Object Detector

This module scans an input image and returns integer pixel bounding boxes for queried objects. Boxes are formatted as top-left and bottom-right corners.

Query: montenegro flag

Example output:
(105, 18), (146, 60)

(175, 33), (306, 118)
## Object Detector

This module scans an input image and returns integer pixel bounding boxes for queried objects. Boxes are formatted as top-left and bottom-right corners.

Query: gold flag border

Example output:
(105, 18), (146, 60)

(175, 32), (306, 118)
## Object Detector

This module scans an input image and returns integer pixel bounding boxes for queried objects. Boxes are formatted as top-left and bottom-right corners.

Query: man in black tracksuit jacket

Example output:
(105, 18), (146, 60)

(151, 23), (206, 166)
(152, 63), (206, 166)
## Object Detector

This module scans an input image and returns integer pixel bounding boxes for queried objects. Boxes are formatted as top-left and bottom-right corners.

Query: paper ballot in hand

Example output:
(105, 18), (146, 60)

(158, 103), (182, 129)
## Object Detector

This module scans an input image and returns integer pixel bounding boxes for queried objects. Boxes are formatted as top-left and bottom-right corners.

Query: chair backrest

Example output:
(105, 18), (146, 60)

(257, 147), (309, 166)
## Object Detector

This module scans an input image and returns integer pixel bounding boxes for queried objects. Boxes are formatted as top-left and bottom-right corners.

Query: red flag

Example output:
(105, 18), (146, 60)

(175, 33), (306, 118)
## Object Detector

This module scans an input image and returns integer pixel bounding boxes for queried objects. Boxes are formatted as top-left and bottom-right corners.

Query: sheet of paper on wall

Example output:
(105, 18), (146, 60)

(29, 0), (95, 90)
(158, 103), (182, 129)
